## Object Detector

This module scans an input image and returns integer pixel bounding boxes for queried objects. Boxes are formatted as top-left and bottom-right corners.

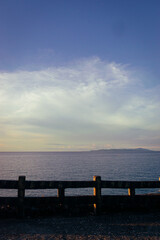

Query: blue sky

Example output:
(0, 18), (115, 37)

(0, 0), (160, 151)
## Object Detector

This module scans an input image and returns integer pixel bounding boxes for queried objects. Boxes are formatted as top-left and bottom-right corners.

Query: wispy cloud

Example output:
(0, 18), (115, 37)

(0, 57), (160, 151)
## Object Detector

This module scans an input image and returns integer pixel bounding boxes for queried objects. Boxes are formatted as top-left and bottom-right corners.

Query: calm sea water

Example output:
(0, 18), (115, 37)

(0, 151), (160, 196)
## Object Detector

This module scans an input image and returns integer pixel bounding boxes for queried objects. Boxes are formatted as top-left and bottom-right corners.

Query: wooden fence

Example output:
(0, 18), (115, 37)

(0, 176), (160, 217)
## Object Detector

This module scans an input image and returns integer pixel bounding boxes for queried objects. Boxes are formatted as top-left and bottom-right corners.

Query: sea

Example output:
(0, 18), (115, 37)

(0, 150), (160, 197)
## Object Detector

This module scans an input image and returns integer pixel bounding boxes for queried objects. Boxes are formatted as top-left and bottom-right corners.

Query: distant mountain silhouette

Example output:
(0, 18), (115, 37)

(91, 148), (160, 153)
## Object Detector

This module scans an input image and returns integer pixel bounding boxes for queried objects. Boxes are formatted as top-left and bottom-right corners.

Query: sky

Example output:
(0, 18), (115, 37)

(0, 0), (160, 151)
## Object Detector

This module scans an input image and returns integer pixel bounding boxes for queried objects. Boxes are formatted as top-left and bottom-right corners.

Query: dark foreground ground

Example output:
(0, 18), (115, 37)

(0, 212), (160, 240)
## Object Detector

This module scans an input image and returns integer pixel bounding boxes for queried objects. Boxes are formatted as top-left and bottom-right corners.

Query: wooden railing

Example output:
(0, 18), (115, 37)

(0, 176), (160, 217)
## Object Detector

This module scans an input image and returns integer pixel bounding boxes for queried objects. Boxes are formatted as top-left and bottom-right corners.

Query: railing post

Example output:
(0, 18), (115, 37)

(57, 183), (65, 211)
(128, 187), (135, 197)
(93, 176), (101, 215)
(18, 176), (26, 218)
(57, 186), (65, 202)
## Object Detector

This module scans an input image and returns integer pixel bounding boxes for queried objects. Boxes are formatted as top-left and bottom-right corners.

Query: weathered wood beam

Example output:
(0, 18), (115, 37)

(101, 180), (160, 189)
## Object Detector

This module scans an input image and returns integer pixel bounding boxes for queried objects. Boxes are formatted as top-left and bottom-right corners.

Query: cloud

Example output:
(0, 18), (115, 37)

(0, 57), (160, 151)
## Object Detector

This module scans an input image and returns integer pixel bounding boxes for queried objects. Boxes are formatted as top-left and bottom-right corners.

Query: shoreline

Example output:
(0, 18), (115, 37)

(0, 211), (160, 239)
